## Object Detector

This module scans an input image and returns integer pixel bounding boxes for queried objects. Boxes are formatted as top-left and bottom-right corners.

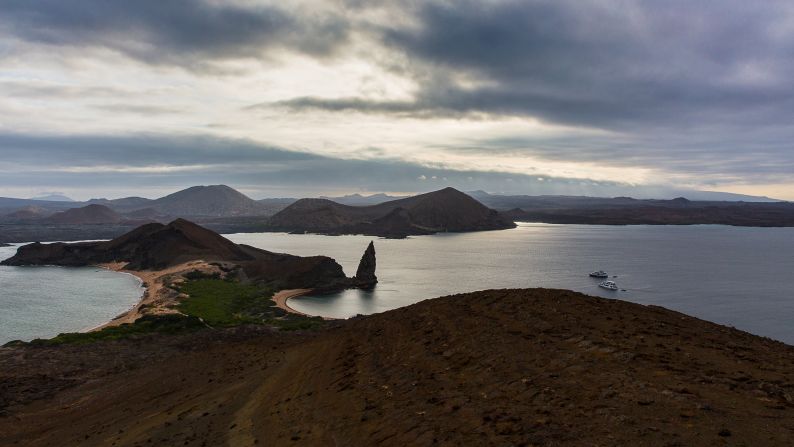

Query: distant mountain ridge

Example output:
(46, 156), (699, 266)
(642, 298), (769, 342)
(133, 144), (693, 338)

(87, 196), (154, 211)
(320, 193), (407, 206)
(467, 191), (785, 211)
(142, 185), (270, 217)
(269, 187), (516, 237)
(1, 185), (785, 219)
(4, 206), (50, 220)
(2, 185), (275, 219)
(3, 186), (793, 243)
(474, 191), (794, 226)
(47, 204), (124, 225)
(30, 193), (74, 202)
(0, 197), (76, 214)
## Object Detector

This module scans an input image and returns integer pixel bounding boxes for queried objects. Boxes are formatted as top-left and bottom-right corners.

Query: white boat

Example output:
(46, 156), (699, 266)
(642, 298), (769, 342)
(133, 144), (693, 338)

(599, 280), (619, 291)
(589, 270), (609, 278)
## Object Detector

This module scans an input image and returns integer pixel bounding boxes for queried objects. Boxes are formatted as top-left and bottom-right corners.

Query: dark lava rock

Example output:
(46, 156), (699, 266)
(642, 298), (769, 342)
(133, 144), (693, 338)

(0, 219), (363, 291)
(1, 219), (253, 269)
(352, 241), (377, 288)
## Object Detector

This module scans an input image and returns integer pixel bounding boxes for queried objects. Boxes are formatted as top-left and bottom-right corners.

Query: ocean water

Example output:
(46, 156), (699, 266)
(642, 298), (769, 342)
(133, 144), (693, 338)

(2, 224), (793, 345)
(228, 223), (794, 344)
(0, 244), (144, 344)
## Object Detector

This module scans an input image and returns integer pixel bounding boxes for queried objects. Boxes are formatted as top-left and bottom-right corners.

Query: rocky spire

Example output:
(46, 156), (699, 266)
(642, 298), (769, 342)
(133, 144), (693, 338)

(353, 241), (377, 288)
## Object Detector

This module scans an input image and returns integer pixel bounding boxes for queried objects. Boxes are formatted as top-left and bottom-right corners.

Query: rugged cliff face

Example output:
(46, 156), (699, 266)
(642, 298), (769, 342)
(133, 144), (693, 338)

(1, 219), (376, 291)
(236, 245), (350, 290)
(352, 241), (377, 288)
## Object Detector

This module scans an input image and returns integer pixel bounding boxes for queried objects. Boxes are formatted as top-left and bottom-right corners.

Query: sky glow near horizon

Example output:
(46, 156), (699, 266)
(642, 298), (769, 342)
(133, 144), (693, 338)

(1, 0), (794, 200)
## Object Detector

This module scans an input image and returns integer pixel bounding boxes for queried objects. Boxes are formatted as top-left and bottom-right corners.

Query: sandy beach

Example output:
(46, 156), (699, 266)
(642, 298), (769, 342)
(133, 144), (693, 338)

(272, 289), (314, 316)
(93, 264), (326, 330)
(93, 260), (220, 330)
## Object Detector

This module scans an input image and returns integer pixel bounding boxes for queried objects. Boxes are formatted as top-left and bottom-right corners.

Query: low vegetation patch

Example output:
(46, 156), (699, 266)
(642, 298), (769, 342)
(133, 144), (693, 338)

(183, 269), (222, 281)
(176, 279), (325, 331)
(11, 315), (206, 347)
(4, 279), (325, 347)
(176, 279), (270, 325)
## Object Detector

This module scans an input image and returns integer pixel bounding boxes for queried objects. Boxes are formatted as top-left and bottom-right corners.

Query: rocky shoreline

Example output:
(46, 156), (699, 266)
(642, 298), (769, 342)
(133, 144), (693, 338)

(2, 219), (378, 332)
(1, 219), (377, 291)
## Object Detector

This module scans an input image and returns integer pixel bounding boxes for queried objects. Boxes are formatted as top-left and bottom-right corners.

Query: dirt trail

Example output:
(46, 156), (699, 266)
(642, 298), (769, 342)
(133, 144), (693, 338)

(2, 288), (794, 446)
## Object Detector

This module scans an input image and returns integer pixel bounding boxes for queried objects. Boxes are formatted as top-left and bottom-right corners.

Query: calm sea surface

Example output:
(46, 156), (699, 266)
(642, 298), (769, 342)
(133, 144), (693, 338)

(1, 224), (793, 344)
(227, 223), (794, 344)
(0, 243), (144, 344)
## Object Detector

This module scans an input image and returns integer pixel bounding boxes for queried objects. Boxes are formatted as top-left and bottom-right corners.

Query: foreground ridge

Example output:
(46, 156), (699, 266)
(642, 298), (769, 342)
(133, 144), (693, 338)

(1, 288), (792, 446)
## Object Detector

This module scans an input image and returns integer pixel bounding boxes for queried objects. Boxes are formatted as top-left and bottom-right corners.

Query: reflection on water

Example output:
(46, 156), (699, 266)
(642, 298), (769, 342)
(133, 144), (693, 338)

(228, 224), (794, 344)
(3, 224), (792, 345)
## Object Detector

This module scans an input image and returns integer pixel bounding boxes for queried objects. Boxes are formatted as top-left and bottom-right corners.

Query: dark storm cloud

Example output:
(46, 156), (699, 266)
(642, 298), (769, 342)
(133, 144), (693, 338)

(7, 0), (793, 131)
(0, 0), (349, 69)
(281, 0), (794, 129)
(3, 0), (794, 192)
(263, 0), (794, 182)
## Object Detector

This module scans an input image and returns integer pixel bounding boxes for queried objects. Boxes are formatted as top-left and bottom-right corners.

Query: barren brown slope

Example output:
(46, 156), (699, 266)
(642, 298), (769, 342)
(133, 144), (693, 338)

(2, 205), (50, 220)
(2, 289), (794, 446)
(269, 187), (515, 236)
(144, 185), (270, 217)
(0, 219), (254, 269)
(46, 204), (124, 224)
(1, 219), (358, 290)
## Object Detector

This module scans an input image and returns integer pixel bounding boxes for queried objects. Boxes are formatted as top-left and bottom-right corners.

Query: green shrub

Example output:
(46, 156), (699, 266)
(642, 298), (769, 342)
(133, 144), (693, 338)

(177, 279), (327, 331)
(183, 269), (222, 280)
(6, 279), (326, 347)
(20, 314), (205, 346)
(176, 279), (273, 326)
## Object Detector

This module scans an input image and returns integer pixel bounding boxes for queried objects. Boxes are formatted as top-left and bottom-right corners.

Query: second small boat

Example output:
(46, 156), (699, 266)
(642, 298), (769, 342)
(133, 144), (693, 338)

(599, 280), (619, 291)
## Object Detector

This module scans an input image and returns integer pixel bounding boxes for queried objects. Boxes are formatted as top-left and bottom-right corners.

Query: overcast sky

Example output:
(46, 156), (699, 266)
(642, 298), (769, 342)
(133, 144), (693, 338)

(1, 0), (793, 200)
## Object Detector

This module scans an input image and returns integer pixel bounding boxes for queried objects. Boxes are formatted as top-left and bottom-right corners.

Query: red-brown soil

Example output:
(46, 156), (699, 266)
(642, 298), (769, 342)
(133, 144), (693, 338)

(1, 289), (793, 446)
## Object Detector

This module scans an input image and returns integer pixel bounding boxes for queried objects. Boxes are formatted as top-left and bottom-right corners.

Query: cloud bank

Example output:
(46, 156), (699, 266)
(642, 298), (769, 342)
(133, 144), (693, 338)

(1, 0), (794, 198)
